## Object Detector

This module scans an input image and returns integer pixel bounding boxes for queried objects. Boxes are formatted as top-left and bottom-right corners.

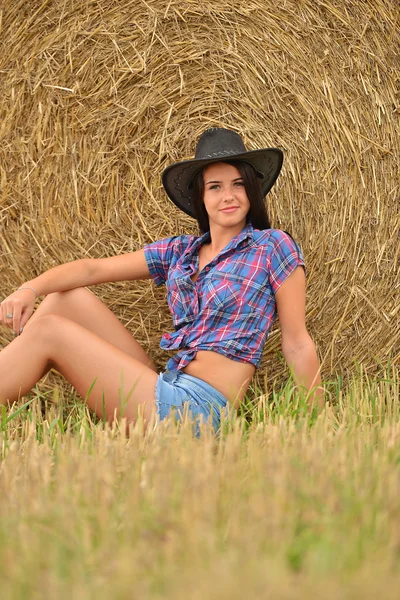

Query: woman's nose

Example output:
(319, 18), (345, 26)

(222, 187), (235, 201)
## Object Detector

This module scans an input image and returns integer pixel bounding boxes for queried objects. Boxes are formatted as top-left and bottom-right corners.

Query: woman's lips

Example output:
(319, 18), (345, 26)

(220, 206), (239, 213)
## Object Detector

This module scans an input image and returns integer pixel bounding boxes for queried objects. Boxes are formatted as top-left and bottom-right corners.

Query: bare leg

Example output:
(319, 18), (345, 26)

(23, 287), (157, 371)
(0, 314), (159, 430)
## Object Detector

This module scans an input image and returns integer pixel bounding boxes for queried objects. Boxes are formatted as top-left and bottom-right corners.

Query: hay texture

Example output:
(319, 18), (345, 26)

(0, 0), (399, 396)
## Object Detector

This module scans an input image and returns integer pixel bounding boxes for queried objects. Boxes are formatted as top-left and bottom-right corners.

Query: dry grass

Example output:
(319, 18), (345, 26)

(0, 365), (399, 598)
(0, 0), (398, 402)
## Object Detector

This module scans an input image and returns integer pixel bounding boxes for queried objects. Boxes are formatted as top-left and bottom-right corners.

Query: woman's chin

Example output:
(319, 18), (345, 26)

(210, 215), (247, 231)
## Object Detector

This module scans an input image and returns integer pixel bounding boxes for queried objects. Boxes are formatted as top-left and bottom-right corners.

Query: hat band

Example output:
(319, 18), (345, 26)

(195, 148), (244, 160)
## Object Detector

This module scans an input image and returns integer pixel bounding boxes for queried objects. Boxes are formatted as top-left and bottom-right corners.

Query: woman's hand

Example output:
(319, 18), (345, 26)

(0, 289), (37, 336)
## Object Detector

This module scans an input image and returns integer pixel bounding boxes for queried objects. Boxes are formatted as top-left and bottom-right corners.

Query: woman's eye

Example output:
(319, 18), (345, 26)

(235, 181), (244, 186)
(210, 184), (219, 190)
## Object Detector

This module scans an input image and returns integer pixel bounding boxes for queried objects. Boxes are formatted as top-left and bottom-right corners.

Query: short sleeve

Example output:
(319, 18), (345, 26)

(268, 230), (306, 294)
(143, 236), (181, 286)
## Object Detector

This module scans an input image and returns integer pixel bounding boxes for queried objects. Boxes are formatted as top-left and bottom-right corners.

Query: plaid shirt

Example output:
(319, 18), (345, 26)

(144, 223), (306, 371)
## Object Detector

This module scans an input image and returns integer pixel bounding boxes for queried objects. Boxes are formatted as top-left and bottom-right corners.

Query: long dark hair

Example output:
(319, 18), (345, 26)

(192, 160), (272, 234)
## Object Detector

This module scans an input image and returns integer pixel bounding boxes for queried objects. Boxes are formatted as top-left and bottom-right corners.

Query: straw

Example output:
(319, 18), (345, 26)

(0, 0), (399, 401)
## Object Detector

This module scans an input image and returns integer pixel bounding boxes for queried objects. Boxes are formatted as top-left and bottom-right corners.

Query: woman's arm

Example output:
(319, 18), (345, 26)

(275, 266), (325, 411)
(280, 337), (324, 410)
(21, 259), (91, 298)
(20, 250), (151, 298)
(1, 251), (151, 335)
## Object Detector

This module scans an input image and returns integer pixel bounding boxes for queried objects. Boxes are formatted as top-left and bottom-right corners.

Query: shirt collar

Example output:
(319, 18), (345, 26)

(228, 222), (254, 247)
(189, 222), (255, 259)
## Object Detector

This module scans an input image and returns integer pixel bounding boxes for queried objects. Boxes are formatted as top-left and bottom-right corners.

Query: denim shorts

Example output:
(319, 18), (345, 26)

(155, 370), (230, 437)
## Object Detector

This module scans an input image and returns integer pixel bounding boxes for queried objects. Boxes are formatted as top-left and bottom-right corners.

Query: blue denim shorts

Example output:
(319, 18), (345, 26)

(155, 370), (230, 437)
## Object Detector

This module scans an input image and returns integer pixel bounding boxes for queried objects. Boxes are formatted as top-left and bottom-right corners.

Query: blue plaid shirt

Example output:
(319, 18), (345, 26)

(144, 223), (306, 371)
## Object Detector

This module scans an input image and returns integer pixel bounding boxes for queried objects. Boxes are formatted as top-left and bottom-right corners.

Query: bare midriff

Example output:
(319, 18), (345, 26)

(181, 350), (256, 410)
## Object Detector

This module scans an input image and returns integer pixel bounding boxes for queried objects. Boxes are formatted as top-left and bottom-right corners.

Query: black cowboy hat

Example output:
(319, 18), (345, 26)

(162, 127), (283, 219)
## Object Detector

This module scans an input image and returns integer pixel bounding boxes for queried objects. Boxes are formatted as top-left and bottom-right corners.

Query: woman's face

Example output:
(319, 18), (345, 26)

(202, 162), (250, 232)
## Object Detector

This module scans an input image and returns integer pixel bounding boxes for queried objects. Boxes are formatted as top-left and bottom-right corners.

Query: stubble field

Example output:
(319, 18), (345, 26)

(0, 364), (399, 599)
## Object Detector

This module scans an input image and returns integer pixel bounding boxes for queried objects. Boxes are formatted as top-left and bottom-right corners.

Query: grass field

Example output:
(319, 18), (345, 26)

(0, 361), (399, 599)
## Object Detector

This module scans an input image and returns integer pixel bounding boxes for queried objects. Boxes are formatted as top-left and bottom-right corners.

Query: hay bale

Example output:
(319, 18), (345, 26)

(0, 0), (399, 399)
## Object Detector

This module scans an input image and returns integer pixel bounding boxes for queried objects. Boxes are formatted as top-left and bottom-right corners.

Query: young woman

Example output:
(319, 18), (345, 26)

(0, 128), (323, 436)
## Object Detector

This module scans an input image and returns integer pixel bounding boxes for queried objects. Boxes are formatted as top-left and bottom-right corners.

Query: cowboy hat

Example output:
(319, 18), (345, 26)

(162, 127), (283, 218)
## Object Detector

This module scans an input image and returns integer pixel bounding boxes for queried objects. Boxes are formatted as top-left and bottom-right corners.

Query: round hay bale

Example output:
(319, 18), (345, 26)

(0, 0), (399, 400)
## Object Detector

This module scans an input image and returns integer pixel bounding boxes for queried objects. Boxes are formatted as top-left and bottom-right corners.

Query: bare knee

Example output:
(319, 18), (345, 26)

(22, 314), (70, 347)
(23, 313), (64, 337)
(41, 287), (89, 308)
(24, 288), (91, 332)
(21, 313), (71, 367)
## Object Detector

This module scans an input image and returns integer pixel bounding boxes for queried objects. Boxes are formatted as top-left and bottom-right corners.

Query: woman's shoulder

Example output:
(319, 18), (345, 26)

(174, 233), (201, 251)
(169, 232), (198, 242)
(252, 228), (299, 248)
(153, 232), (199, 250)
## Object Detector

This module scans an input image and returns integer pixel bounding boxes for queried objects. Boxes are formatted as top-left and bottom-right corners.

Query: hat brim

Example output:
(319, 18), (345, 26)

(162, 147), (284, 219)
